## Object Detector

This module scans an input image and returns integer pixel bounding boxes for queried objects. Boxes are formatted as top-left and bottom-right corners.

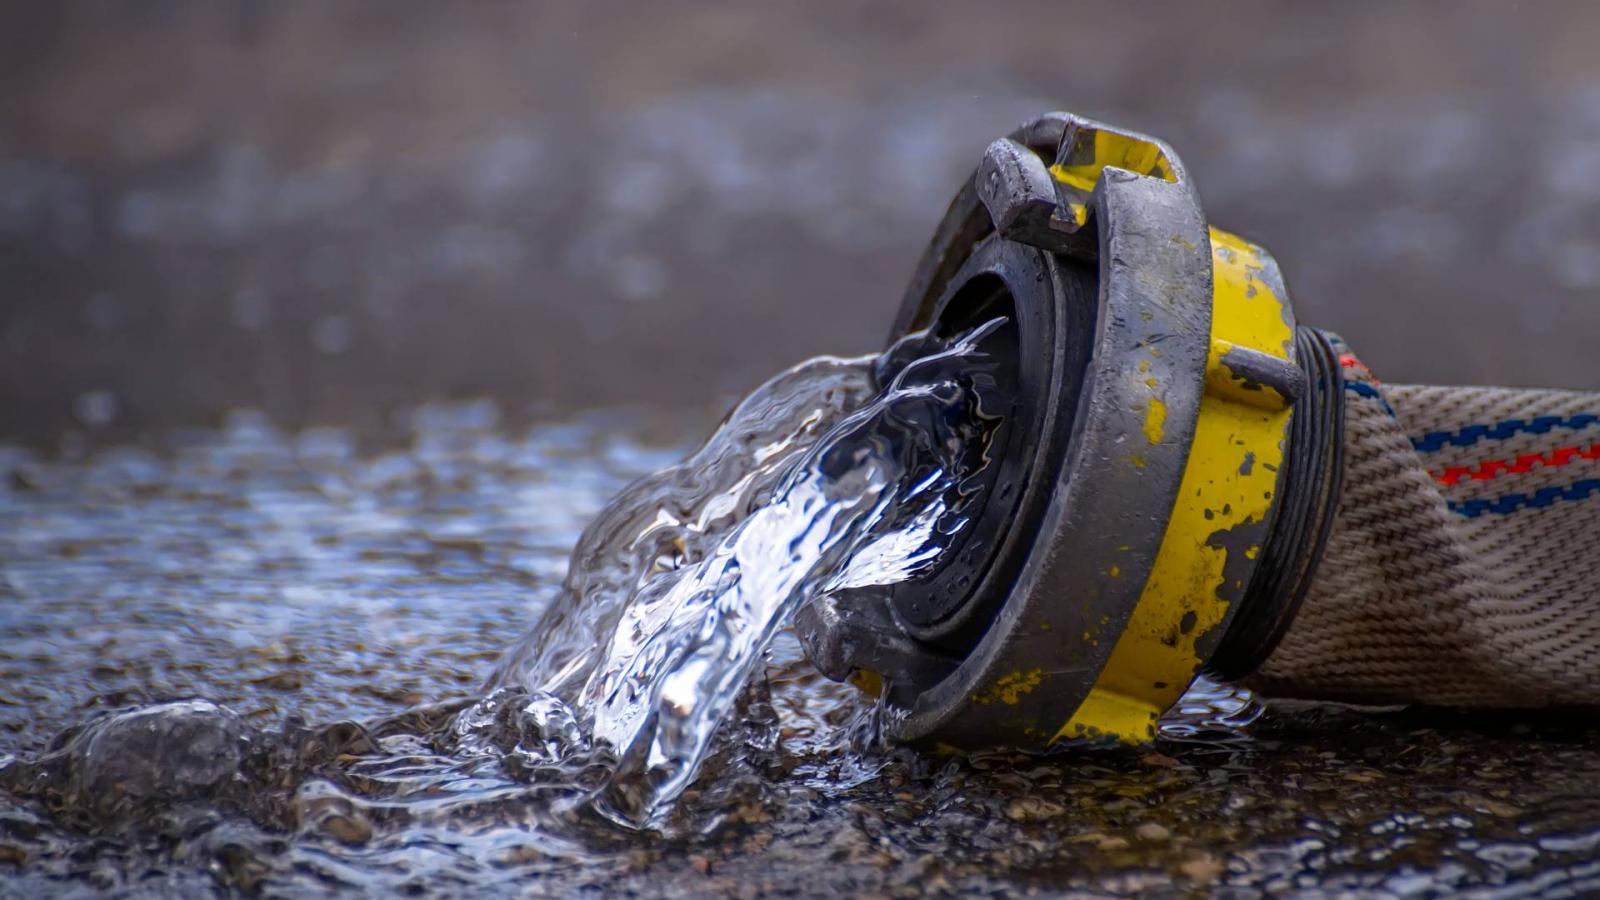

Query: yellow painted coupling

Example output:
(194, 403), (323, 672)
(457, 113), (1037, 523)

(1057, 228), (1296, 743)
(795, 111), (1323, 752)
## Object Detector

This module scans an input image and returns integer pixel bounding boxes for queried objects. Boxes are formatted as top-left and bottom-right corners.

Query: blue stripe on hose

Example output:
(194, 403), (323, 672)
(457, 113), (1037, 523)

(1413, 414), (1600, 453)
(1448, 478), (1600, 518)
(1344, 381), (1397, 417)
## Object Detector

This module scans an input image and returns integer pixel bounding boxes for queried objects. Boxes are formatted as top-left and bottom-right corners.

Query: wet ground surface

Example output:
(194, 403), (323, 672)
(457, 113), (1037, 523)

(3, 406), (1599, 897)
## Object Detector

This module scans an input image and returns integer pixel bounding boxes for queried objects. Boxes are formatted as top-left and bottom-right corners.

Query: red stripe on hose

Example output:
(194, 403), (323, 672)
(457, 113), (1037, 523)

(1433, 443), (1600, 486)
(1339, 354), (1381, 384)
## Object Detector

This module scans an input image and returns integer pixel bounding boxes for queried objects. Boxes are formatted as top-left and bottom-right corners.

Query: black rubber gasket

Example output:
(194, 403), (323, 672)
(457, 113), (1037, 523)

(887, 235), (1095, 652)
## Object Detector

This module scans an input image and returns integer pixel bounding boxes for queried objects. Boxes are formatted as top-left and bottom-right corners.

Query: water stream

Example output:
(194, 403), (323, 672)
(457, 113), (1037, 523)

(483, 323), (1006, 827)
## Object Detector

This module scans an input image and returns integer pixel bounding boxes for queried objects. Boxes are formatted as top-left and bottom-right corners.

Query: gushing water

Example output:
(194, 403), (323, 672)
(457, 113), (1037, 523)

(482, 322), (1006, 826)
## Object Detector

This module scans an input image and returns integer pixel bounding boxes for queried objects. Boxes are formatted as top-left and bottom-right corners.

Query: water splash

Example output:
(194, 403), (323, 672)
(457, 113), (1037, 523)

(484, 322), (1007, 826)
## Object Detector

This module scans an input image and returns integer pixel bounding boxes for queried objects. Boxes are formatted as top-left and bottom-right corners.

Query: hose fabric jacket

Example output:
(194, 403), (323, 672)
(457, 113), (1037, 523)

(1249, 336), (1600, 707)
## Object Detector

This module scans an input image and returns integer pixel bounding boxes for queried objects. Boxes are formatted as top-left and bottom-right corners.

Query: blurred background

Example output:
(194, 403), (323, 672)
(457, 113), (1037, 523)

(5, 1), (1600, 445)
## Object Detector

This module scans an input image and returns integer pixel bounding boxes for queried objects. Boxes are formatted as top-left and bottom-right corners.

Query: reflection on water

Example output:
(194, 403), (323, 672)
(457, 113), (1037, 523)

(3, 391), (1600, 895)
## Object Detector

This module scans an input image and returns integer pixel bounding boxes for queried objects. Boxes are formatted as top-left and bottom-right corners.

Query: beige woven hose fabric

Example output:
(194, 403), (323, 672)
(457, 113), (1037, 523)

(1249, 336), (1600, 707)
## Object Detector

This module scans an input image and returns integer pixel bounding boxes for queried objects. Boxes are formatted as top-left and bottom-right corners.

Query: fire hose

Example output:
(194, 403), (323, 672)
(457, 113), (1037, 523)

(794, 111), (1600, 749)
